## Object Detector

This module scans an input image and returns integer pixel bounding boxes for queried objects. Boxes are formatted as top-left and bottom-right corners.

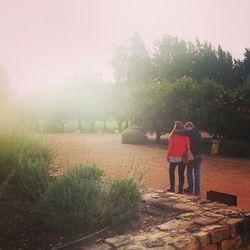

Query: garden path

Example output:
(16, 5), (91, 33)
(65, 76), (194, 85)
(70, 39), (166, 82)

(51, 133), (250, 209)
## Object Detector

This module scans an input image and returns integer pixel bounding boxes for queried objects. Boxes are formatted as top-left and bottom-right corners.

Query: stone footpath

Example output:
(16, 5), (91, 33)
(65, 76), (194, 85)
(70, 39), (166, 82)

(88, 190), (250, 250)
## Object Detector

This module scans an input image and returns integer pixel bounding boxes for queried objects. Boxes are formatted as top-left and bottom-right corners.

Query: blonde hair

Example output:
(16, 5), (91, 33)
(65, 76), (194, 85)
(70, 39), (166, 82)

(169, 121), (184, 137)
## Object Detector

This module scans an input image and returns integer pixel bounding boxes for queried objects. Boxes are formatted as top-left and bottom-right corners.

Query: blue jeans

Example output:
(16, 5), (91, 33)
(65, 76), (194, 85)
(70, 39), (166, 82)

(186, 155), (202, 194)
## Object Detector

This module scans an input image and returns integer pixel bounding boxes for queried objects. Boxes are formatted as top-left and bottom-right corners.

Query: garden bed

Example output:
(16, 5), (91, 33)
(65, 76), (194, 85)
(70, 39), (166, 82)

(0, 190), (185, 250)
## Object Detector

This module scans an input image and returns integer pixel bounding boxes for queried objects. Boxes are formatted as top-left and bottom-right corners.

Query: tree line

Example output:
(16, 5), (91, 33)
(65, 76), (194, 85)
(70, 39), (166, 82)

(1, 34), (250, 142)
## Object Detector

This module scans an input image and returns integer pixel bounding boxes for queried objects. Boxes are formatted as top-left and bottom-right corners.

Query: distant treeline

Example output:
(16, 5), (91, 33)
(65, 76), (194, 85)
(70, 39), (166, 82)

(1, 34), (250, 142)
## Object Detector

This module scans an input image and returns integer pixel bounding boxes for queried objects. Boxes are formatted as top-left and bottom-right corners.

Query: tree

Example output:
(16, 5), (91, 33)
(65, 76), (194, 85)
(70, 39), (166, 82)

(153, 35), (189, 83)
(130, 78), (200, 143)
(131, 83), (170, 143)
(209, 87), (250, 140)
(112, 33), (153, 86)
(129, 77), (226, 143)
(214, 45), (234, 88)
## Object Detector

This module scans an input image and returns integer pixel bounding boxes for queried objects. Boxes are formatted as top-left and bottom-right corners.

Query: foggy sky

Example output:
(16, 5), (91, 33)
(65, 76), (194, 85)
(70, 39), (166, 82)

(0, 0), (250, 92)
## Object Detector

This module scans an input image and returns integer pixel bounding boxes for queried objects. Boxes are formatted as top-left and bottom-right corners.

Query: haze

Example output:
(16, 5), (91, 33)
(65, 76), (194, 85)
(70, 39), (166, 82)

(0, 0), (250, 92)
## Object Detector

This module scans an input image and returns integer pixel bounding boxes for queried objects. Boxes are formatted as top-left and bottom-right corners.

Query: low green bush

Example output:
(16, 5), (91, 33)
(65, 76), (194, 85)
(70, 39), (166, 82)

(219, 139), (250, 158)
(37, 164), (106, 233)
(38, 165), (142, 234)
(121, 127), (147, 144)
(16, 158), (52, 200)
(107, 178), (142, 224)
(0, 128), (53, 199)
(67, 164), (104, 181)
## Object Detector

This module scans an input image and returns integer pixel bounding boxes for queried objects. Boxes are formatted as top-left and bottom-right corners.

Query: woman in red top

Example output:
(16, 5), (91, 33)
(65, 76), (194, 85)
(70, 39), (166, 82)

(166, 121), (190, 194)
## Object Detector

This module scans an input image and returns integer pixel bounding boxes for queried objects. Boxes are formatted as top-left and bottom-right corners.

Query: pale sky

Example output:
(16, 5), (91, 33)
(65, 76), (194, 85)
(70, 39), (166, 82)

(0, 0), (250, 92)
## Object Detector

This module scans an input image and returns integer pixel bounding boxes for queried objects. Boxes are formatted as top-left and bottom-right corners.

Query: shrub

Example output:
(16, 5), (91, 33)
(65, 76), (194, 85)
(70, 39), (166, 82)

(37, 165), (106, 233)
(121, 127), (146, 144)
(38, 165), (142, 234)
(16, 158), (52, 200)
(67, 164), (104, 181)
(219, 139), (250, 158)
(0, 128), (53, 199)
(107, 178), (141, 224)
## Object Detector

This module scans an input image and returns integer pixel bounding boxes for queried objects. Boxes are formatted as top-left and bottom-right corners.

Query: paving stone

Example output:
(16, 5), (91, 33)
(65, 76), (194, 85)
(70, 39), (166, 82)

(200, 199), (212, 204)
(177, 212), (200, 220)
(152, 198), (177, 208)
(203, 203), (223, 209)
(203, 224), (225, 231)
(214, 208), (240, 218)
(193, 216), (221, 226)
(186, 196), (200, 202)
(179, 198), (193, 203)
(171, 235), (199, 250)
(105, 235), (132, 248)
(211, 202), (228, 208)
(133, 231), (167, 243)
(143, 193), (160, 201)
(143, 238), (166, 248)
(168, 193), (184, 197)
(203, 212), (225, 219)
(155, 189), (165, 193)
(168, 196), (181, 202)
(157, 219), (193, 231)
(202, 207), (213, 212)
(173, 203), (200, 212)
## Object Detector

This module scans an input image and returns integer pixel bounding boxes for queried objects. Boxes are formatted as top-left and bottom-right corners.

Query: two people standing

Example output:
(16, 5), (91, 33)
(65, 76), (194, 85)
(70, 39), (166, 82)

(166, 121), (202, 195)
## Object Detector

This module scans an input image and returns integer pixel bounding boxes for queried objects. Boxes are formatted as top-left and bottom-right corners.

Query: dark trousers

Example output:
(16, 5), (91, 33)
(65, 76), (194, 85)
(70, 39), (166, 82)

(169, 162), (186, 192)
(186, 155), (202, 194)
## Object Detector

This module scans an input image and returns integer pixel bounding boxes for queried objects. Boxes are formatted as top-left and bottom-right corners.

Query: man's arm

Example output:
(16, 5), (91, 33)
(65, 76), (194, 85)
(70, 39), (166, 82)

(174, 129), (191, 136)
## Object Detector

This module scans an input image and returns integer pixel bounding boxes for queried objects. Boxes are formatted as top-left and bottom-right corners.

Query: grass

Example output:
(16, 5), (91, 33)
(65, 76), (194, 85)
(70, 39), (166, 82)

(0, 126), (53, 200)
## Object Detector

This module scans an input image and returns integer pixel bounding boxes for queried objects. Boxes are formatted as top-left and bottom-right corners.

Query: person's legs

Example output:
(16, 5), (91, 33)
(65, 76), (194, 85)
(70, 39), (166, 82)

(178, 162), (186, 193)
(194, 155), (202, 195)
(168, 162), (177, 192)
(185, 163), (194, 193)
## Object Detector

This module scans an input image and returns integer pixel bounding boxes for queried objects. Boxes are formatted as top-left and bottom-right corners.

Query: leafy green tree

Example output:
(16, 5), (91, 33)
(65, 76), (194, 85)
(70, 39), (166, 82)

(112, 33), (153, 86)
(131, 83), (170, 143)
(109, 85), (133, 132)
(148, 35), (235, 88)
(215, 45), (234, 88)
(130, 77), (225, 143)
(153, 35), (189, 82)
(209, 86), (250, 140)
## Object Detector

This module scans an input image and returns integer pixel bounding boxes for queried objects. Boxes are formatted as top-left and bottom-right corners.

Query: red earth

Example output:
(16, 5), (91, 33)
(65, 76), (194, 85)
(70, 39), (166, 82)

(51, 133), (250, 210)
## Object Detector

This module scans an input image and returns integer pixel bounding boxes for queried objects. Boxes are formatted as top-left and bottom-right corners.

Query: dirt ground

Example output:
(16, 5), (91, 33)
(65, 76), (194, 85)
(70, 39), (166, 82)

(51, 133), (250, 210)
